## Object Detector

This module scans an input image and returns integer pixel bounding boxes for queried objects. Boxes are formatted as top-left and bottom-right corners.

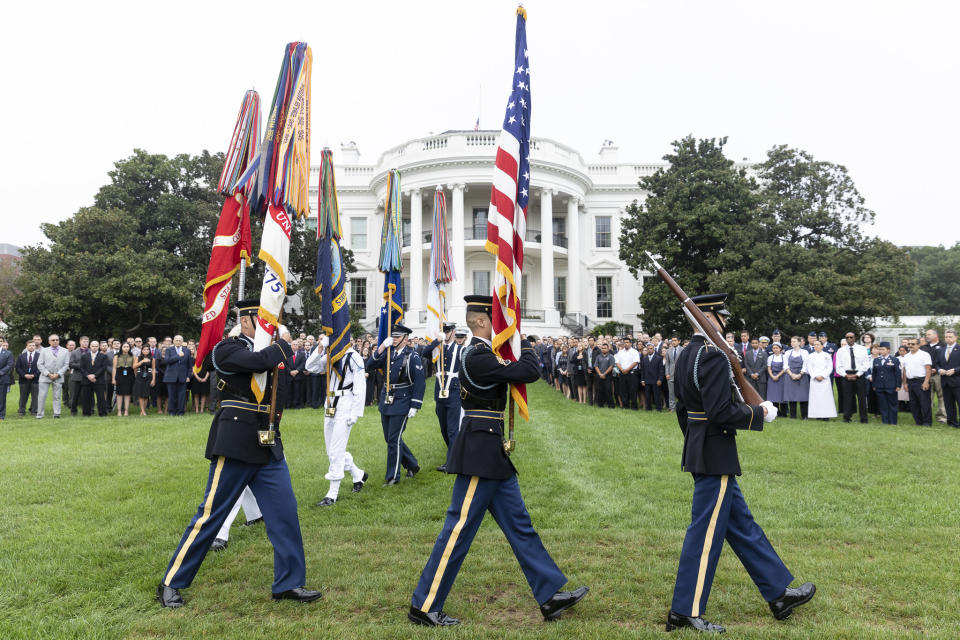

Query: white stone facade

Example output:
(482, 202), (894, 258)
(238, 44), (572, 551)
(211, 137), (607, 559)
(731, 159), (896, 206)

(309, 131), (662, 336)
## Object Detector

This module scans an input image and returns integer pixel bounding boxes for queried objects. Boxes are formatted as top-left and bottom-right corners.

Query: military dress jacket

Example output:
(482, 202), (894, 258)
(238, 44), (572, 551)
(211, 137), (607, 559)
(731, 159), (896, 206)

(446, 337), (540, 480)
(870, 355), (901, 392)
(674, 335), (765, 476)
(206, 335), (293, 465)
(367, 345), (426, 416)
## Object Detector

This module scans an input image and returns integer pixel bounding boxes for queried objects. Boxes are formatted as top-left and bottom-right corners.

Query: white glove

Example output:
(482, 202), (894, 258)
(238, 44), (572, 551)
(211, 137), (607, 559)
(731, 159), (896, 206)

(760, 401), (778, 423)
(407, 408), (417, 419)
(346, 416), (358, 427)
(320, 335), (329, 348)
(380, 336), (394, 350)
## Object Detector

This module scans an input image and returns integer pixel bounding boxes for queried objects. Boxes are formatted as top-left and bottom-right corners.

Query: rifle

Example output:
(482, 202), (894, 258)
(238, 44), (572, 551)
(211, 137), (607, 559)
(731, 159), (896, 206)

(645, 251), (764, 406)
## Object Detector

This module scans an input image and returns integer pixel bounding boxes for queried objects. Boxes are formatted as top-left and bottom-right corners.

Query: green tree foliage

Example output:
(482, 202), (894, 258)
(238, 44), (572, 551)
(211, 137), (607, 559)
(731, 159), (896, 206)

(903, 244), (960, 315)
(9, 149), (355, 341)
(620, 138), (914, 337)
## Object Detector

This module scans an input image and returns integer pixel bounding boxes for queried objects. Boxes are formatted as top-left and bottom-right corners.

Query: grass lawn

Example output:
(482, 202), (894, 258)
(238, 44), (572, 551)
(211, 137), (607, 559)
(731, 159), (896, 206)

(1, 382), (959, 639)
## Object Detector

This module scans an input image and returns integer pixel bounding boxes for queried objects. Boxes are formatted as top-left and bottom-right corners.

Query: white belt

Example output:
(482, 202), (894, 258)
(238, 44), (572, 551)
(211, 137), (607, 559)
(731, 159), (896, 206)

(438, 372), (458, 378)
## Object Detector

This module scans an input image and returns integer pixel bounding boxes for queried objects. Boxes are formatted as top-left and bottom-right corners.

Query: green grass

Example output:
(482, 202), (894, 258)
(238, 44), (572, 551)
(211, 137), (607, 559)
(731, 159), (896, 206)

(1, 383), (959, 639)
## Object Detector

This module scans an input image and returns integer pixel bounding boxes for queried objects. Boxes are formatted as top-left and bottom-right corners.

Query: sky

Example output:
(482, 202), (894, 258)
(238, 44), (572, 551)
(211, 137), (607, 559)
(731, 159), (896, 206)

(2, 0), (958, 249)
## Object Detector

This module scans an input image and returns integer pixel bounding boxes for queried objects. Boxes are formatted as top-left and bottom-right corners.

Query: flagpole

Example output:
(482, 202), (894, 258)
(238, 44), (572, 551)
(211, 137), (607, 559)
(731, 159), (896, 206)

(238, 264), (246, 299)
(267, 309), (284, 433)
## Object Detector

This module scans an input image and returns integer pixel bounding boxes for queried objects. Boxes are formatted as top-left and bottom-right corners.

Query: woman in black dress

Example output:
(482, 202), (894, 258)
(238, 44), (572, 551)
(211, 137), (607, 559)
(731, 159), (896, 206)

(133, 347), (154, 416)
(572, 341), (587, 403)
(112, 342), (136, 416)
(191, 347), (210, 414)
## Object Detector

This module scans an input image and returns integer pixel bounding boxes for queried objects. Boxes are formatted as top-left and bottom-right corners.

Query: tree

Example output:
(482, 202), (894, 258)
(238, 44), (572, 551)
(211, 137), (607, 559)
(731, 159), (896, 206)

(0, 258), (19, 326)
(619, 136), (761, 336)
(902, 244), (960, 315)
(619, 139), (914, 337)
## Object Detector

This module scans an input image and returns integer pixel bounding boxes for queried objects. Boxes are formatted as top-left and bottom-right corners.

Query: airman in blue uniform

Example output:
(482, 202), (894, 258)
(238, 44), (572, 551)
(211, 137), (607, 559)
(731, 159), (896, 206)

(367, 322), (425, 485)
(667, 293), (816, 634)
(868, 341), (901, 424)
(424, 322), (467, 470)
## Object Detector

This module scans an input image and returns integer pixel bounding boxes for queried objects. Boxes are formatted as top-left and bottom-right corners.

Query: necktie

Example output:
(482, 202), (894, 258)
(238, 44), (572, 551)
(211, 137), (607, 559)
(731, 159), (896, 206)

(849, 346), (856, 371)
(947, 345), (953, 359)
(28, 353), (33, 365)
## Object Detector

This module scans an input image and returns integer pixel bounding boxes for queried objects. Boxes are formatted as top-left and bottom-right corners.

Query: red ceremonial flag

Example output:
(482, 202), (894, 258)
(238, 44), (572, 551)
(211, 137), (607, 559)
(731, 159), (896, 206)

(194, 193), (253, 373)
(486, 6), (531, 420)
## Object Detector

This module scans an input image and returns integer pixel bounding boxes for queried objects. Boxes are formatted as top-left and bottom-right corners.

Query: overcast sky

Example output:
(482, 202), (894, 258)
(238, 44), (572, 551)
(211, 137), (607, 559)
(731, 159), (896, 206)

(2, 0), (957, 249)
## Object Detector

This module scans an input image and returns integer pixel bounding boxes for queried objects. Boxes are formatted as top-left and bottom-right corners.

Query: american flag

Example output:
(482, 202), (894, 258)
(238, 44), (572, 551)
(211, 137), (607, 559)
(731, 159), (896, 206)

(485, 5), (531, 420)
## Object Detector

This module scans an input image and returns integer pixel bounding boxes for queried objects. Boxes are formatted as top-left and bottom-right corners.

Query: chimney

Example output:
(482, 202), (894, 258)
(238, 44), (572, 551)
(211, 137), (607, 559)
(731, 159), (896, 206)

(340, 141), (361, 163)
(599, 139), (618, 162)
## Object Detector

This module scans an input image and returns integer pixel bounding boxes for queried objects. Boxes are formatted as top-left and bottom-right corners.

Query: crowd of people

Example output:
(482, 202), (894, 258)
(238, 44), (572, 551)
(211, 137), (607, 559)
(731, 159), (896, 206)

(529, 327), (960, 429)
(3, 326), (957, 431)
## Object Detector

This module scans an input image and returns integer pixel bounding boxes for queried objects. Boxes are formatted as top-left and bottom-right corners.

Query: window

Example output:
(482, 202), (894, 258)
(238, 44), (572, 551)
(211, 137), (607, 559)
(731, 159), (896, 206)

(402, 216), (411, 246)
(471, 208), (488, 241)
(401, 277), (409, 310)
(595, 216), (611, 248)
(596, 276), (613, 318)
(520, 274), (529, 316)
(555, 276), (566, 317)
(350, 278), (367, 317)
(473, 270), (490, 296)
(350, 217), (367, 250)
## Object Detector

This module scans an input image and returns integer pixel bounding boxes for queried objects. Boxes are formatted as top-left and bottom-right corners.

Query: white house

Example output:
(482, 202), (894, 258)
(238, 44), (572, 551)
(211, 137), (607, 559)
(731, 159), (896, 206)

(309, 131), (662, 336)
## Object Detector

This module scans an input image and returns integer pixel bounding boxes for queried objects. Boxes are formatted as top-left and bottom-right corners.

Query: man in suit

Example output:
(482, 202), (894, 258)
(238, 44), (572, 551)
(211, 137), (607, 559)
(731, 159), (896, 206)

(68, 336), (89, 416)
(667, 293), (814, 633)
(408, 295), (588, 627)
(288, 339), (306, 409)
(539, 338), (554, 386)
(641, 343), (665, 411)
(36, 334), (71, 419)
(81, 340), (109, 417)
(743, 337), (768, 399)
(734, 331), (751, 362)
(0, 338), (13, 421)
(164, 335), (192, 416)
(665, 336), (682, 411)
(936, 329), (959, 428)
(366, 323), (426, 485)
(157, 299), (321, 608)
(584, 336), (599, 406)
(16, 340), (40, 416)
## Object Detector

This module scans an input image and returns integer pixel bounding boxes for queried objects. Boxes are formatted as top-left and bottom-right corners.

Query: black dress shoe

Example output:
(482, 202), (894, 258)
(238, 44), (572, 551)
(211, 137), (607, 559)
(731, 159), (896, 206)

(316, 497), (336, 507)
(666, 611), (724, 633)
(540, 585), (589, 620)
(383, 478), (399, 487)
(435, 464), (447, 472)
(353, 471), (369, 493)
(768, 582), (816, 620)
(272, 587), (323, 603)
(211, 538), (228, 552)
(242, 517), (263, 527)
(156, 583), (184, 608)
(406, 466), (420, 478)
(408, 606), (460, 626)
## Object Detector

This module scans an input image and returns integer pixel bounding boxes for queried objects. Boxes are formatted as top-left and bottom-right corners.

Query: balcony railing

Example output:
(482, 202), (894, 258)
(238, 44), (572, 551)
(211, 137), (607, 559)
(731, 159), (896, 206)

(406, 227), (567, 248)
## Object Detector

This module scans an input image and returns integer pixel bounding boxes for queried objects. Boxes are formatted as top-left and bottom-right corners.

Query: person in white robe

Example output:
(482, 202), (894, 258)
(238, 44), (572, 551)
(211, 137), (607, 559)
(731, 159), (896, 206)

(805, 340), (837, 420)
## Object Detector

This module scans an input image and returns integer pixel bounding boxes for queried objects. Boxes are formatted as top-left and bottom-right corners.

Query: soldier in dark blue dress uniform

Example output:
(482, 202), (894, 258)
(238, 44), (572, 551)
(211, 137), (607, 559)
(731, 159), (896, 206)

(424, 322), (467, 471)
(666, 293), (815, 633)
(868, 341), (901, 425)
(156, 299), (321, 608)
(408, 295), (588, 627)
(367, 322), (425, 485)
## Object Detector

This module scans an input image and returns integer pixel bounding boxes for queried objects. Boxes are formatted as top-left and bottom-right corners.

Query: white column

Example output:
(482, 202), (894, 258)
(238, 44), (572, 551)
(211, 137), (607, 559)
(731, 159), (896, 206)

(566, 197), (581, 315)
(450, 183), (466, 324)
(540, 189), (559, 326)
(408, 189), (423, 324)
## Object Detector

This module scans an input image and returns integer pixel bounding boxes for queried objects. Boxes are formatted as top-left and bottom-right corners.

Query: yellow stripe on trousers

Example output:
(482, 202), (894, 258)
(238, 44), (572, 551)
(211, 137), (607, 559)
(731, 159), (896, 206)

(163, 456), (226, 586)
(691, 474), (728, 618)
(419, 475), (480, 612)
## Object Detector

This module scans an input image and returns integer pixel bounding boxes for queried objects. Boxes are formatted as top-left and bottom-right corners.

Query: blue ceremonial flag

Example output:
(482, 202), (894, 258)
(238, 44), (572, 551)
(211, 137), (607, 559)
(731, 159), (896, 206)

(377, 169), (404, 344)
(315, 149), (351, 371)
